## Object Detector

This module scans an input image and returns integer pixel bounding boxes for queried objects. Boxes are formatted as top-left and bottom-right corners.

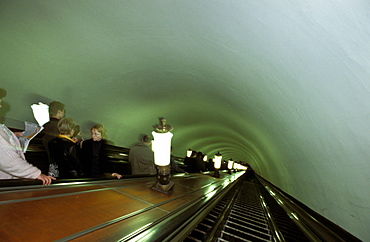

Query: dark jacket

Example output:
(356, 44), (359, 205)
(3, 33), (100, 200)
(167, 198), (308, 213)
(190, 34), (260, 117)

(129, 142), (156, 175)
(49, 136), (83, 178)
(80, 139), (111, 178)
(42, 117), (60, 152)
(170, 156), (186, 174)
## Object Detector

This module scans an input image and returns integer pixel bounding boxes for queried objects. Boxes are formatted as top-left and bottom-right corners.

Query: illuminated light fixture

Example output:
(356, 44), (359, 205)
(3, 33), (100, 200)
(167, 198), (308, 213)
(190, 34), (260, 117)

(30, 102), (50, 126)
(203, 154), (208, 162)
(227, 158), (234, 174)
(186, 148), (192, 157)
(151, 118), (174, 194)
(233, 162), (237, 173)
(213, 152), (222, 178)
(234, 163), (247, 171)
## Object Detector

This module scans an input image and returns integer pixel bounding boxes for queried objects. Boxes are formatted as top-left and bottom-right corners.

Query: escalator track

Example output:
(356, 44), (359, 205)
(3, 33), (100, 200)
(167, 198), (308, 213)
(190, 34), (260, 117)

(184, 178), (309, 242)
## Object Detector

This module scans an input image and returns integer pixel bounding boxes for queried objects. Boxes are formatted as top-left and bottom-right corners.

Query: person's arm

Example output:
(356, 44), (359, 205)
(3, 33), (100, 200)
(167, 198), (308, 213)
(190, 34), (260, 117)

(99, 140), (122, 179)
(0, 133), (41, 179)
(111, 173), (122, 179)
(36, 174), (56, 185)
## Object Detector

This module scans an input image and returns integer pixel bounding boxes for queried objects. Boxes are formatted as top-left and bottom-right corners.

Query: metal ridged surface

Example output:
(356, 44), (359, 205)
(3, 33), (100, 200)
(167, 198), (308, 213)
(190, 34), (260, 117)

(218, 181), (272, 242)
(184, 177), (313, 242)
(185, 181), (273, 242)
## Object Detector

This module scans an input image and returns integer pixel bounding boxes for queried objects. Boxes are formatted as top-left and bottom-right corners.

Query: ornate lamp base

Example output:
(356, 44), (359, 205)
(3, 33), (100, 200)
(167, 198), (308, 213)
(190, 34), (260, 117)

(213, 169), (220, 178)
(151, 180), (175, 194)
(151, 165), (175, 194)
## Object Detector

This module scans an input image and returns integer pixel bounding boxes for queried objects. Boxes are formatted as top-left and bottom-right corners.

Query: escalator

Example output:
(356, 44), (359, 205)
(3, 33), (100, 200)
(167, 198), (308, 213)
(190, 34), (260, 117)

(0, 171), (360, 241)
(184, 178), (308, 241)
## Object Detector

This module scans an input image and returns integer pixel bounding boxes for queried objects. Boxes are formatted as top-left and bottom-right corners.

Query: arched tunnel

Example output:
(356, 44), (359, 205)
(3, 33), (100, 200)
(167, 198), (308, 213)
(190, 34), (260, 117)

(0, 1), (369, 240)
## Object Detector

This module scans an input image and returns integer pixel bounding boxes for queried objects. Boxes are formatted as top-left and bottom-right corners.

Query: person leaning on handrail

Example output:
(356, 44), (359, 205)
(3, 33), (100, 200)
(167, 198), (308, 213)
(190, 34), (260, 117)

(0, 88), (55, 185)
(80, 124), (122, 179)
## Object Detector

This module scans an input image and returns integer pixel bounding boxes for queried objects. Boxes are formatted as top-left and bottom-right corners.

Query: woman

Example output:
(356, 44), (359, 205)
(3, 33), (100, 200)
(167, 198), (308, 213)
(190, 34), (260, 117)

(48, 118), (83, 178)
(80, 124), (121, 179)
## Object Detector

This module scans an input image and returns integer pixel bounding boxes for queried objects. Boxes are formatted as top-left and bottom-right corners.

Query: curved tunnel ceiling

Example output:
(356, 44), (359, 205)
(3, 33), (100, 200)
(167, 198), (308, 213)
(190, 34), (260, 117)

(1, 1), (369, 240)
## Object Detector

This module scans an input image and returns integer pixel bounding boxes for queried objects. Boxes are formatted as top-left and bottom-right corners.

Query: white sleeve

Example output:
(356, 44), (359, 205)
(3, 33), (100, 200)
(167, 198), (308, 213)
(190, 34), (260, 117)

(0, 131), (41, 179)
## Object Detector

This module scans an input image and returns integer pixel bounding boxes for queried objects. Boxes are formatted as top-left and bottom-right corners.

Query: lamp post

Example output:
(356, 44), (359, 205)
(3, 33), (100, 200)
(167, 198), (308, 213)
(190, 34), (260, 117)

(227, 158), (234, 174)
(151, 118), (174, 194)
(213, 152), (222, 178)
(203, 154), (208, 162)
(186, 148), (192, 158)
(203, 154), (208, 171)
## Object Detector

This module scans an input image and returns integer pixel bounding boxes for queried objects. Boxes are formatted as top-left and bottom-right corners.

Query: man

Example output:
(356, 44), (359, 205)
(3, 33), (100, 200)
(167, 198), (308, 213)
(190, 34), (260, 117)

(0, 88), (55, 185)
(129, 135), (156, 175)
(41, 101), (65, 157)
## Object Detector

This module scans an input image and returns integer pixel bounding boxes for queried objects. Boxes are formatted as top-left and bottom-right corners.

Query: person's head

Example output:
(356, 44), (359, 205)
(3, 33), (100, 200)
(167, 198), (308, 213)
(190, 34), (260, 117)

(141, 134), (152, 145)
(49, 101), (65, 119)
(57, 118), (76, 136)
(0, 88), (7, 108)
(90, 123), (106, 141)
(191, 150), (197, 157)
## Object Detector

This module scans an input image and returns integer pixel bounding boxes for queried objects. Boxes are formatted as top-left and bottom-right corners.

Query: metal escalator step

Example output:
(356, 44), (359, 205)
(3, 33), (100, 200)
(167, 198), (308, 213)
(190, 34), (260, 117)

(184, 235), (202, 242)
(220, 227), (271, 242)
(228, 217), (267, 231)
(227, 216), (269, 233)
(219, 231), (252, 241)
(203, 217), (216, 224)
(224, 222), (271, 238)
(231, 209), (266, 223)
(198, 222), (212, 230)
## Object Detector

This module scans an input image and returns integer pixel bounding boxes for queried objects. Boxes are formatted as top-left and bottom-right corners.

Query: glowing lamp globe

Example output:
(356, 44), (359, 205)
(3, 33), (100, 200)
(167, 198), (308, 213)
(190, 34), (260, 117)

(213, 152), (222, 169)
(152, 131), (173, 166)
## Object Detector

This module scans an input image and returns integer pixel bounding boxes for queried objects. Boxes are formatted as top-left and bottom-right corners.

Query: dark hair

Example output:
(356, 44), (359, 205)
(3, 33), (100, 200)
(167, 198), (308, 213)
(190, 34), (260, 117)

(142, 135), (152, 143)
(49, 101), (65, 116)
(0, 88), (7, 99)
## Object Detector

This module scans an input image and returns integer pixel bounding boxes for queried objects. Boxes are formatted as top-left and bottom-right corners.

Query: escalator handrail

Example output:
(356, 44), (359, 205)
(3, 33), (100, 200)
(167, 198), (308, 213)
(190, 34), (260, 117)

(122, 172), (245, 241)
(256, 175), (346, 242)
(253, 181), (286, 242)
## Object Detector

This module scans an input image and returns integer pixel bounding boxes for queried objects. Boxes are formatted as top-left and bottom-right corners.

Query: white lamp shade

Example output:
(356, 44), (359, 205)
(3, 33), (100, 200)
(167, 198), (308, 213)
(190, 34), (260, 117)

(228, 160), (234, 169)
(31, 102), (50, 126)
(186, 149), (192, 157)
(152, 131), (173, 166)
(203, 155), (208, 162)
(213, 154), (222, 169)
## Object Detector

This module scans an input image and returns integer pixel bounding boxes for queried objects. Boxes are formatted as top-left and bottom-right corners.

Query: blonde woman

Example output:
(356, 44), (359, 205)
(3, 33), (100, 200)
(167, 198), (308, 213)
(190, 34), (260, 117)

(80, 124), (121, 179)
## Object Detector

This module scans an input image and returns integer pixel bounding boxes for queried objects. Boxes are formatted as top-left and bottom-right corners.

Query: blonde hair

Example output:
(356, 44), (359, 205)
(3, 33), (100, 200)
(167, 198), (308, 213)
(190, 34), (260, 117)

(90, 123), (107, 139)
(57, 118), (76, 135)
